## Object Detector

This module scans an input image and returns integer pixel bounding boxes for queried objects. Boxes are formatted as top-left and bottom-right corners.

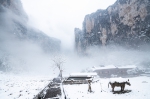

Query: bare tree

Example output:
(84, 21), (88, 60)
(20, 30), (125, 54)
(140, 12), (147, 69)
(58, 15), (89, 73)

(52, 56), (65, 81)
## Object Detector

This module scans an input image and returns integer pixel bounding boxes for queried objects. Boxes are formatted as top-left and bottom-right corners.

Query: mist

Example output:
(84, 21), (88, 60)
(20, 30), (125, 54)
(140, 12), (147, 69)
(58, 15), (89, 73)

(22, 0), (149, 76)
(1, 0), (150, 78)
(21, 0), (117, 51)
(0, 6), (57, 76)
(63, 45), (150, 75)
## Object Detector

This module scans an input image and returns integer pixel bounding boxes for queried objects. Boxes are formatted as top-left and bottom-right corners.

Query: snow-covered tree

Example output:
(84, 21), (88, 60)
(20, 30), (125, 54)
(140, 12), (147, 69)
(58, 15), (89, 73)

(51, 56), (65, 81)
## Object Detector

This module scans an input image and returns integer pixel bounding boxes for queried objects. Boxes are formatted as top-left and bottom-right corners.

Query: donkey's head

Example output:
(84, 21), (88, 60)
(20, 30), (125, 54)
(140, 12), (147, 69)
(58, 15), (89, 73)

(126, 79), (131, 86)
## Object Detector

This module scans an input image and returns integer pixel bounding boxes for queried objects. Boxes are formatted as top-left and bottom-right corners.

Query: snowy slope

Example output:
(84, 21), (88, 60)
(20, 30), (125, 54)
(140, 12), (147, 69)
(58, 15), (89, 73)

(0, 72), (51, 99)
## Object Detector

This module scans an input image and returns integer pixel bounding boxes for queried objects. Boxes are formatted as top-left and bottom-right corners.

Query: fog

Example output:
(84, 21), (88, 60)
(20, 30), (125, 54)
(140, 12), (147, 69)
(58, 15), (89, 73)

(64, 46), (150, 75)
(21, 0), (117, 51)
(0, 7), (54, 76)
(1, 0), (150, 77)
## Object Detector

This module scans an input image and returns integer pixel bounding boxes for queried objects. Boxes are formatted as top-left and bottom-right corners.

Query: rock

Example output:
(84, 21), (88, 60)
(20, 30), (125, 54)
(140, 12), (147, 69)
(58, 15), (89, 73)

(0, 0), (61, 72)
(0, 0), (61, 53)
(75, 0), (150, 53)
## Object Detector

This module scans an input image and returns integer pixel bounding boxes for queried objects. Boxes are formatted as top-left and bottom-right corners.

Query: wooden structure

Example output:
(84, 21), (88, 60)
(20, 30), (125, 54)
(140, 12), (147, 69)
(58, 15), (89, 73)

(63, 73), (97, 84)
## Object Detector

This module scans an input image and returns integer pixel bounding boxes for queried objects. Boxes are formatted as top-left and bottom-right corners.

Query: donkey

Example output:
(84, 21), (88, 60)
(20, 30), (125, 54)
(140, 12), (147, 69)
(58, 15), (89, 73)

(108, 79), (131, 92)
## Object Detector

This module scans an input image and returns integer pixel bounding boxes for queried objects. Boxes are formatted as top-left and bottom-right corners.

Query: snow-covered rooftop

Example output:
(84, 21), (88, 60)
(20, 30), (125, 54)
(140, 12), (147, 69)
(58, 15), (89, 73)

(92, 65), (136, 71)
(92, 65), (117, 71)
(69, 73), (97, 77)
(118, 65), (137, 69)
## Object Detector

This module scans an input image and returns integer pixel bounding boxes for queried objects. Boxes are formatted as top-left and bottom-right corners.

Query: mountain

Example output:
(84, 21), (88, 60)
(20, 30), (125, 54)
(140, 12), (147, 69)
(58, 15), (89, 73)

(0, 0), (60, 53)
(0, 0), (60, 72)
(75, 0), (150, 54)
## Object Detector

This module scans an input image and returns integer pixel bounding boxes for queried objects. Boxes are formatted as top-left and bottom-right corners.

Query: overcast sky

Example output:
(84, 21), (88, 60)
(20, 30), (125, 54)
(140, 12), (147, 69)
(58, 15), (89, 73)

(21, 0), (116, 51)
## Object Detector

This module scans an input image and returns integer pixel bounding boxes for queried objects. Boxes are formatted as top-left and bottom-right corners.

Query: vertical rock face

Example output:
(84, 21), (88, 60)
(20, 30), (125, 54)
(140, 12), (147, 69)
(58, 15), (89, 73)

(75, 0), (150, 53)
(75, 28), (84, 54)
(0, 0), (60, 53)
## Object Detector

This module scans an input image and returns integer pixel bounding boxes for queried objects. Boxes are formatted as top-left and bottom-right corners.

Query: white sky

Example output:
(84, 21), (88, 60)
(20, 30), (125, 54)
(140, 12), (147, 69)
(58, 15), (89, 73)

(21, 0), (116, 51)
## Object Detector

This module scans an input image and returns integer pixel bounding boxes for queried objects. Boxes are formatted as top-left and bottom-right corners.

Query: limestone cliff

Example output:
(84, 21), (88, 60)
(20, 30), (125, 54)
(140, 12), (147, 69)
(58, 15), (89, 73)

(75, 0), (150, 53)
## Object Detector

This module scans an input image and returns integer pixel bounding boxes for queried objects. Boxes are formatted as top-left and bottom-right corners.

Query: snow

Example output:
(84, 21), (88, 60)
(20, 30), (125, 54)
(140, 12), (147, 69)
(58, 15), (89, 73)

(109, 77), (128, 83)
(63, 76), (150, 99)
(118, 65), (137, 69)
(0, 72), (51, 99)
(0, 71), (150, 99)
(69, 73), (97, 77)
(91, 65), (137, 71)
(93, 65), (117, 70)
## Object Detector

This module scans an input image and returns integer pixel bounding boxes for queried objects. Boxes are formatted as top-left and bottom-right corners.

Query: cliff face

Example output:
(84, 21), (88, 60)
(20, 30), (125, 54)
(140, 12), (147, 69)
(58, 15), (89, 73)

(0, 0), (60, 72)
(0, 0), (60, 53)
(75, 0), (150, 53)
(0, 0), (26, 16)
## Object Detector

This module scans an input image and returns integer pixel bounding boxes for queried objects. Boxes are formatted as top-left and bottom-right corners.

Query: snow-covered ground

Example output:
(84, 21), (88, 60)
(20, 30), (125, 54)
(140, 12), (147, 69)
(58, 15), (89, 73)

(0, 72), (51, 99)
(63, 76), (150, 99)
(0, 71), (150, 99)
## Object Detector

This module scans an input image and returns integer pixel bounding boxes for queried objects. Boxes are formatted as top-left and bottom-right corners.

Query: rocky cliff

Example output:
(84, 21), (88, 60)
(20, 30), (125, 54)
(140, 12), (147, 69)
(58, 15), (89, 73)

(75, 0), (150, 54)
(0, 0), (60, 53)
(0, 0), (60, 72)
